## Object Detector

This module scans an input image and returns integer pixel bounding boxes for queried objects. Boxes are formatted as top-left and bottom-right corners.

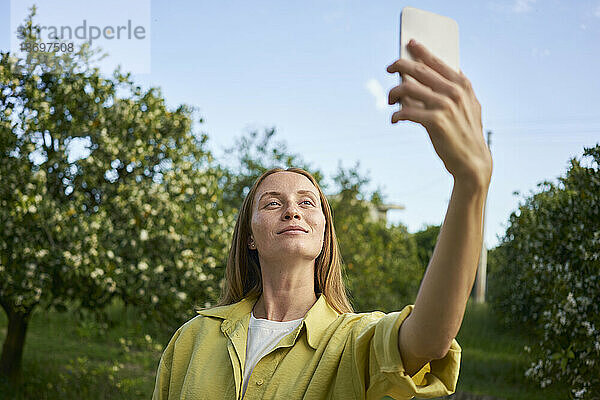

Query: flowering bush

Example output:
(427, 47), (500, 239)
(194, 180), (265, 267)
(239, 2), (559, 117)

(0, 9), (232, 382)
(488, 144), (600, 398)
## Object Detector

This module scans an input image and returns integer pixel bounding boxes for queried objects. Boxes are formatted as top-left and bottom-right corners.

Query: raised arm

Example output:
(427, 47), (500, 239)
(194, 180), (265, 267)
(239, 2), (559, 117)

(386, 39), (493, 376)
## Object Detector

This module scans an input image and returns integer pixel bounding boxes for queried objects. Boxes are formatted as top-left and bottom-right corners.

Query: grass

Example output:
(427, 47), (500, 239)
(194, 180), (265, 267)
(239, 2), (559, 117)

(452, 299), (570, 399)
(0, 298), (169, 399)
(0, 298), (571, 399)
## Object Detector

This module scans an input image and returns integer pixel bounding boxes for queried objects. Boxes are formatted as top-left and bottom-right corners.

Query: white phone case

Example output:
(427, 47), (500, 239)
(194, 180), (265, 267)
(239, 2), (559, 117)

(399, 7), (460, 109)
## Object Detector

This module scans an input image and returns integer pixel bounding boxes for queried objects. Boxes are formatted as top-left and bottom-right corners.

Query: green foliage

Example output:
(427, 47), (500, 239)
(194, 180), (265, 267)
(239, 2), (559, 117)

(488, 144), (600, 399)
(452, 301), (570, 400)
(328, 161), (424, 312)
(0, 7), (232, 366)
(0, 298), (166, 399)
(0, 11), (105, 316)
(216, 126), (327, 214)
(412, 224), (441, 270)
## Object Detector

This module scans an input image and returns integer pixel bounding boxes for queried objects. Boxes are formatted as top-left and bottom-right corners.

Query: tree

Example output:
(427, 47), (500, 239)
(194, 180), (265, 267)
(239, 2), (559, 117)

(216, 126), (327, 214)
(413, 224), (441, 270)
(328, 161), (423, 312)
(488, 143), (600, 398)
(0, 7), (231, 384)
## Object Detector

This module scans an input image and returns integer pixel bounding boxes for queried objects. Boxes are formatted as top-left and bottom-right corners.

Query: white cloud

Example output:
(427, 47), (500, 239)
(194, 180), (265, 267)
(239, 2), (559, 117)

(513, 0), (536, 13)
(595, 4), (600, 17)
(365, 78), (388, 111)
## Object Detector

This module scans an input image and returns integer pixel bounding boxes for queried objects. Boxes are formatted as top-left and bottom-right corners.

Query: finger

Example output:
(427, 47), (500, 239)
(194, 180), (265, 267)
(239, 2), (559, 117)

(458, 69), (476, 93)
(399, 74), (425, 109)
(389, 80), (447, 109)
(391, 106), (437, 128)
(402, 96), (426, 109)
(387, 57), (461, 102)
(406, 40), (462, 85)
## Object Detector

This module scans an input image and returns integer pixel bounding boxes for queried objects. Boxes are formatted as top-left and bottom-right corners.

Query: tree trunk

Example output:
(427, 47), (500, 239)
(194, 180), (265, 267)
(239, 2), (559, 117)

(0, 306), (32, 386)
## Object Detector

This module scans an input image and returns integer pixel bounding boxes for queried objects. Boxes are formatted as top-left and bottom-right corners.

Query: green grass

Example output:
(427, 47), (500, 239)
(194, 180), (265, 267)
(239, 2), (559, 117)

(0, 298), (571, 399)
(0, 298), (169, 399)
(453, 299), (570, 399)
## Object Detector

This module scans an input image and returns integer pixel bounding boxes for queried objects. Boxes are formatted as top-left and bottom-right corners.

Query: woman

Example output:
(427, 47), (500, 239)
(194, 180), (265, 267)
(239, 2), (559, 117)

(152, 39), (492, 400)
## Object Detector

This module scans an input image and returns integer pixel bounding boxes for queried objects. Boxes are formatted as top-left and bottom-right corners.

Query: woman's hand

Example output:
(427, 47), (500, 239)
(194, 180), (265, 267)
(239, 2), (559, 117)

(386, 39), (493, 188)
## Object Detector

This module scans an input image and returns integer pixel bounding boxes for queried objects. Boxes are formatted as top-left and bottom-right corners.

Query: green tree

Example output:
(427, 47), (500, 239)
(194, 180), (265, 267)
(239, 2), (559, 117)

(413, 224), (441, 270)
(0, 8), (231, 384)
(216, 126), (327, 213)
(328, 161), (423, 312)
(488, 144), (600, 398)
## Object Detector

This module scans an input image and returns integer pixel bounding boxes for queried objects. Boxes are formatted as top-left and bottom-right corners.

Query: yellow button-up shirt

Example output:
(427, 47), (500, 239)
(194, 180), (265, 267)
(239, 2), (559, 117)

(152, 292), (461, 400)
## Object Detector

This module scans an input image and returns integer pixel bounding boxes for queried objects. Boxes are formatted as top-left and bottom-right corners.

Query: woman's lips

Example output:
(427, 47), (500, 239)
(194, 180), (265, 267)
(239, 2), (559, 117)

(279, 229), (306, 234)
(278, 226), (308, 234)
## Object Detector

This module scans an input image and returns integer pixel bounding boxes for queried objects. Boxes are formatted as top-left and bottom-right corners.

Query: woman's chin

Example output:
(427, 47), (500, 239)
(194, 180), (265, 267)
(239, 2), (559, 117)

(263, 244), (320, 260)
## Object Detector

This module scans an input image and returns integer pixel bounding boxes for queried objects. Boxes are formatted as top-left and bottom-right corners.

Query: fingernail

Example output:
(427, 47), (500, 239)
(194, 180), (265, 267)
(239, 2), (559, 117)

(409, 39), (417, 46)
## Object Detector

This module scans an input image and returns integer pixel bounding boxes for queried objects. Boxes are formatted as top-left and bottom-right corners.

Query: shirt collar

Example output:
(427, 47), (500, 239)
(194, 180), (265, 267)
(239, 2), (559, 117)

(197, 292), (340, 350)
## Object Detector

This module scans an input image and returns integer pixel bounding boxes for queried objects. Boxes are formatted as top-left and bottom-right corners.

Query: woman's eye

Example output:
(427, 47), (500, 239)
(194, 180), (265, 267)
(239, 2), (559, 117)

(266, 200), (312, 207)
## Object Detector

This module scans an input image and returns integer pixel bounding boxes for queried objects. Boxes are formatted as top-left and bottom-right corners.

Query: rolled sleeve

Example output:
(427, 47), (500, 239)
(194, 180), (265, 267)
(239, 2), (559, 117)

(352, 305), (461, 400)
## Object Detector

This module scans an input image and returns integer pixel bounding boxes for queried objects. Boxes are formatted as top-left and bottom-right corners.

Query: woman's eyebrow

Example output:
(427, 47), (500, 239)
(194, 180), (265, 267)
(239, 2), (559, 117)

(259, 190), (318, 202)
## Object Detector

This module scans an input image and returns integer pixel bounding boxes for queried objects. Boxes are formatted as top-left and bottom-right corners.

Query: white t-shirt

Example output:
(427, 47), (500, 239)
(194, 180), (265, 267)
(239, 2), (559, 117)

(242, 310), (303, 398)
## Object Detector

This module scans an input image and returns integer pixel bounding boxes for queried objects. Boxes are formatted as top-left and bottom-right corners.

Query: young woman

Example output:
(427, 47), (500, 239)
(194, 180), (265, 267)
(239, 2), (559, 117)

(152, 39), (493, 400)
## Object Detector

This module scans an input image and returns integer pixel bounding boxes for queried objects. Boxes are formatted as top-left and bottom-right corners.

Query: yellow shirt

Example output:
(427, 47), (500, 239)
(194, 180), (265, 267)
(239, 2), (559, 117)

(152, 292), (461, 400)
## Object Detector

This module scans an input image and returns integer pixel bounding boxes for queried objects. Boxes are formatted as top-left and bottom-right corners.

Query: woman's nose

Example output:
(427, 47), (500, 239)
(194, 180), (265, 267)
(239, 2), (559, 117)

(283, 204), (301, 219)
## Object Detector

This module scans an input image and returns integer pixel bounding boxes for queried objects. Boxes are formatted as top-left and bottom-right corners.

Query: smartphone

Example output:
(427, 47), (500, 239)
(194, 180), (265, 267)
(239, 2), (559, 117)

(399, 7), (460, 109)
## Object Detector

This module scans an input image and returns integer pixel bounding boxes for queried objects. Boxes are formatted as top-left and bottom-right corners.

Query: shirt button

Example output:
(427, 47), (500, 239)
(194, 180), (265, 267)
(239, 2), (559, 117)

(256, 379), (264, 386)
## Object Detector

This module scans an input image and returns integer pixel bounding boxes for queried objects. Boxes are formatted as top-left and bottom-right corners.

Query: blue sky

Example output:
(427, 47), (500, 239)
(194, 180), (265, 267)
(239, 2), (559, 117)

(2, 0), (599, 249)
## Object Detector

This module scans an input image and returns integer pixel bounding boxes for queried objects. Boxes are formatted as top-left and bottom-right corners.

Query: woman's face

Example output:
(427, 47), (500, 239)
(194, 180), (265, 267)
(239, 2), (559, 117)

(249, 172), (326, 262)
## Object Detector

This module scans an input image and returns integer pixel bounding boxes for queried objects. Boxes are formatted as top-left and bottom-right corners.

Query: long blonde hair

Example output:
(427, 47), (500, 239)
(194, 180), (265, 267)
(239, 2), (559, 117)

(209, 167), (354, 314)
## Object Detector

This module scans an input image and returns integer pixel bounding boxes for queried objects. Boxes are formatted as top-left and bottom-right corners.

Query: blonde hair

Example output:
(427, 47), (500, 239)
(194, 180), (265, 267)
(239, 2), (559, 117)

(209, 167), (354, 314)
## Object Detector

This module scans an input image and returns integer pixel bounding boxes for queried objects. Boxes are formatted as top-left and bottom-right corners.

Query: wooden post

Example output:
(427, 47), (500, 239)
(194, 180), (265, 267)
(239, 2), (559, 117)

(474, 238), (487, 304)
(474, 130), (491, 304)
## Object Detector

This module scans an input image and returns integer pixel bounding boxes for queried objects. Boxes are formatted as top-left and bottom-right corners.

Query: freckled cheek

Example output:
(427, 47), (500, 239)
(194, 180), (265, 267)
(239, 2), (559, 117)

(252, 214), (277, 240)
(310, 213), (326, 236)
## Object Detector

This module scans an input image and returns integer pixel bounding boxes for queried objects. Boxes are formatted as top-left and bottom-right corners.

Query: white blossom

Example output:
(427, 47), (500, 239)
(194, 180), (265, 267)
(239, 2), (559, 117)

(90, 268), (104, 279)
(176, 292), (187, 301)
